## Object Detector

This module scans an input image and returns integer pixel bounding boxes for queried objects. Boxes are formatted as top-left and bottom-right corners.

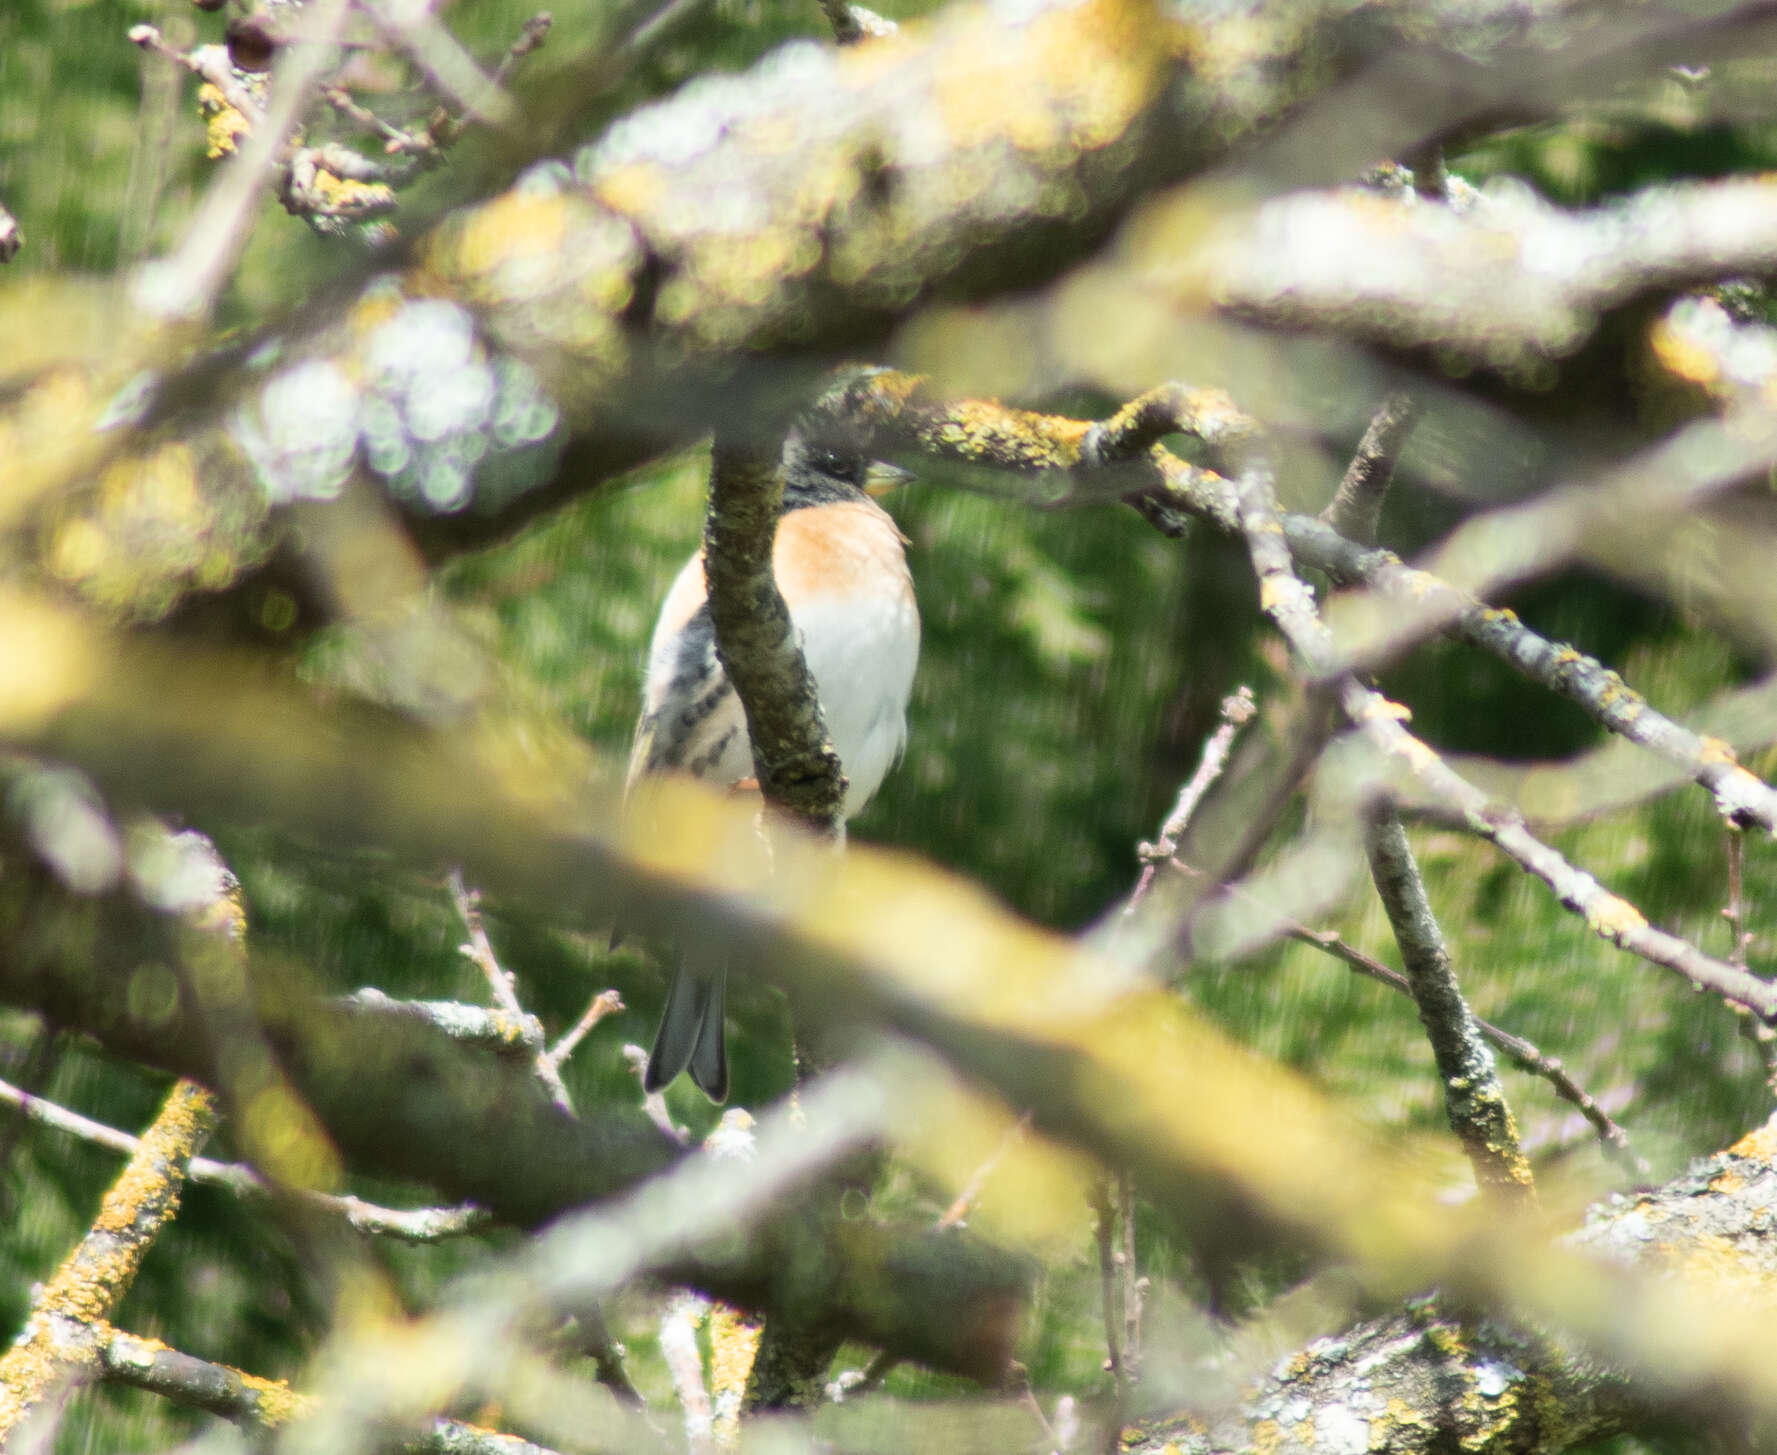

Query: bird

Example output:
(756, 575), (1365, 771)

(627, 430), (920, 1101)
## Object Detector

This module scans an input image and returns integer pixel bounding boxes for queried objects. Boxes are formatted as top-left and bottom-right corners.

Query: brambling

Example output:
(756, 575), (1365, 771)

(629, 431), (920, 1101)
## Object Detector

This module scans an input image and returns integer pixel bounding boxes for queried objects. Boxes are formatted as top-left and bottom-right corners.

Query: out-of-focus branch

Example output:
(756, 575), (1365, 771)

(1320, 390), (1421, 545)
(24, 0), (1662, 607)
(1285, 505), (1777, 833)
(818, 376), (1777, 1008)
(0, 1081), (216, 1444)
(17, 592), (1777, 1420)
(1227, 436), (1777, 1013)
(1128, 1113), (1777, 1454)
(294, 1062), (893, 1444)
(0, 742), (1030, 1379)
(0, 1072), (488, 1242)
(0, 197), (23, 264)
(1201, 175), (1777, 374)
(1313, 408), (1777, 675)
(96, 1326), (586, 1453)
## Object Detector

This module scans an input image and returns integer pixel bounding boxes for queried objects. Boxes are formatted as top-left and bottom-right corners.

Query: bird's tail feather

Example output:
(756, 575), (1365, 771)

(644, 958), (729, 1102)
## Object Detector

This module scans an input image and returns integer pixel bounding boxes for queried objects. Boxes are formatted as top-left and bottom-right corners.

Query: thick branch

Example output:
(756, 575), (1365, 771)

(1365, 813), (1535, 1206)
(0, 833), (1027, 1382)
(1128, 1113), (1777, 1453)
(704, 435), (846, 832)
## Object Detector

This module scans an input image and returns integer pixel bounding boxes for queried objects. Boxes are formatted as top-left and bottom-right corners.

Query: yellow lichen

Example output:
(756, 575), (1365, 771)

(307, 169), (396, 218)
(197, 83), (251, 159)
(708, 1303), (762, 1448)
(241, 1370), (311, 1426)
(1649, 314), (1725, 390)
(1728, 1115), (1777, 1165)
(1584, 893), (1648, 942)
(1698, 735), (1739, 766)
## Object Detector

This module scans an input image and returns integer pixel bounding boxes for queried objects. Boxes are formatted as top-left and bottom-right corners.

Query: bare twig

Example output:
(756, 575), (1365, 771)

(128, 26), (267, 129)
(1320, 390), (1422, 547)
(818, 374), (1777, 837)
(98, 1325), (571, 1452)
(338, 987), (543, 1055)
(623, 1043), (689, 1144)
(1722, 828), (1777, 1084)
(0, 1073), (488, 1241)
(129, 0), (353, 320)
(491, 12), (554, 86)
(1117, 1174), (1142, 1385)
(449, 868), (575, 1114)
(545, 989), (625, 1073)
(1090, 1182), (1124, 1387)
(1126, 687), (1256, 914)
(1268, 909), (1646, 1175)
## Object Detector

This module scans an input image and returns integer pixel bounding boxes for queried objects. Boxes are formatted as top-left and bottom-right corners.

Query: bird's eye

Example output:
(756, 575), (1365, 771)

(816, 449), (859, 482)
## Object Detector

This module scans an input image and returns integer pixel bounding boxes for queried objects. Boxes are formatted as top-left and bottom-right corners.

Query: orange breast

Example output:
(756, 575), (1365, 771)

(771, 499), (914, 606)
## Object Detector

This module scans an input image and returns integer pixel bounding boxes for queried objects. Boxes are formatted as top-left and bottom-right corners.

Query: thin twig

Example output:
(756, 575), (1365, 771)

(1171, 863), (1646, 1174)
(129, 0), (352, 320)
(660, 1293), (715, 1455)
(545, 989), (625, 1072)
(0, 1073), (489, 1241)
(1723, 828), (1777, 1084)
(449, 869), (575, 1114)
(1117, 1173), (1143, 1384)
(98, 1325), (567, 1452)
(623, 1044), (689, 1144)
(1127, 687), (1256, 913)
(1090, 1182), (1123, 1387)
(491, 12), (554, 86)
(1725, 829), (1754, 971)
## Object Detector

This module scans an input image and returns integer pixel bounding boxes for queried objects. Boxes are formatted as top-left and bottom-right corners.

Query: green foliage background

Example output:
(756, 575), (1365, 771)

(3, 0), (1776, 1449)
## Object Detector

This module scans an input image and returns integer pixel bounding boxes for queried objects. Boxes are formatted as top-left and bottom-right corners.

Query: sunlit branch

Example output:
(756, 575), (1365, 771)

(0, 1082), (216, 1444)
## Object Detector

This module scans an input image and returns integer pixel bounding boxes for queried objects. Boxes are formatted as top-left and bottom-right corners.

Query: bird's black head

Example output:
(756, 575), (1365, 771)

(780, 430), (913, 510)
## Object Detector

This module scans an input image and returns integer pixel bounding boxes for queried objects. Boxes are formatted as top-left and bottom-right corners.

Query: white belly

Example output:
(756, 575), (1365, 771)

(792, 588), (920, 816)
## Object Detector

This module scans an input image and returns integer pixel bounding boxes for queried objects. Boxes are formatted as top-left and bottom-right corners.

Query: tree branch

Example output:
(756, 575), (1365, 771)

(704, 433), (846, 832)
(0, 1081), (216, 1444)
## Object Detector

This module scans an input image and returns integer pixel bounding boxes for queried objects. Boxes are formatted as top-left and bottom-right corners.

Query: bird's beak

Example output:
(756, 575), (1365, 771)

(863, 460), (916, 496)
